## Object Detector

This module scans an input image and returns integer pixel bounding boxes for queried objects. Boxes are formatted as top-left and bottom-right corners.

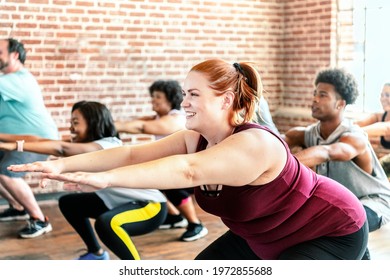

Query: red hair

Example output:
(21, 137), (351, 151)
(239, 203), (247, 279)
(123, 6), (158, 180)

(190, 59), (263, 125)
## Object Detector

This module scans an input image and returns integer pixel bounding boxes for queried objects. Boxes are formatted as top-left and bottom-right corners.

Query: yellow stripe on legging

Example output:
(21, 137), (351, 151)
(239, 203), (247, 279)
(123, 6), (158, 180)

(110, 202), (161, 260)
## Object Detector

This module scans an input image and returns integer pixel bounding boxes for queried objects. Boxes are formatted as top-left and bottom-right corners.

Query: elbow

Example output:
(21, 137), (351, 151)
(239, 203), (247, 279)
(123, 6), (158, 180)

(182, 160), (197, 187)
(54, 147), (66, 157)
(322, 146), (332, 162)
(183, 167), (196, 187)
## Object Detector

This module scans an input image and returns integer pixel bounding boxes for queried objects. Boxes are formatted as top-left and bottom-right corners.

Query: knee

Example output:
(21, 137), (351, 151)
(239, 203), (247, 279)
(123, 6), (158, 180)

(94, 214), (111, 236)
(58, 195), (75, 215)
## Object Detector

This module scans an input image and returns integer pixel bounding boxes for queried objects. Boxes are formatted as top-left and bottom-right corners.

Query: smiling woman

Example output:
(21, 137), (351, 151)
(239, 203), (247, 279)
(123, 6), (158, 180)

(7, 59), (370, 260)
(115, 80), (208, 243)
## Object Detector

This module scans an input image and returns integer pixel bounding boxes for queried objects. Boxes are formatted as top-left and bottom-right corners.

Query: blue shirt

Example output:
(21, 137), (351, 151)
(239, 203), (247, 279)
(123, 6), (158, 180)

(0, 69), (58, 139)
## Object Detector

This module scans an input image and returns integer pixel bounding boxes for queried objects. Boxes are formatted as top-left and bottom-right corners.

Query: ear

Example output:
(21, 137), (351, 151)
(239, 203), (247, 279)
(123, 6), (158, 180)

(336, 99), (346, 110)
(10, 51), (19, 61)
(222, 91), (235, 110)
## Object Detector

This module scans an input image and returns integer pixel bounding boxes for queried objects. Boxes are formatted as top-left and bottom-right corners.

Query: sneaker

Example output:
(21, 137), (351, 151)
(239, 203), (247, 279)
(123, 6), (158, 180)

(18, 217), (52, 238)
(76, 251), (110, 260)
(0, 207), (30, 221)
(159, 214), (188, 229)
(180, 223), (208, 242)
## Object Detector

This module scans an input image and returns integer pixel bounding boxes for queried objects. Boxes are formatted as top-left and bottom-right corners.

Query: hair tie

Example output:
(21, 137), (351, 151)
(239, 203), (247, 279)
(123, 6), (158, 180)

(233, 62), (245, 76)
(233, 62), (248, 83)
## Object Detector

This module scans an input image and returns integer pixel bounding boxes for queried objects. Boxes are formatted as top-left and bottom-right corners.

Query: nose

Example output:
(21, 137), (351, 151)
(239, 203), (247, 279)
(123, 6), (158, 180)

(181, 96), (189, 108)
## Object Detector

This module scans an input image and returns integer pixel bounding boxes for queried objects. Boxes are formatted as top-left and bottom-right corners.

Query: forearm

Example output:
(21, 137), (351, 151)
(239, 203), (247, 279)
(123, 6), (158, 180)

(361, 123), (390, 137)
(294, 146), (330, 168)
(22, 141), (66, 156)
(0, 133), (42, 142)
(115, 120), (144, 134)
(55, 146), (134, 173)
(40, 154), (195, 191)
(104, 155), (193, 190)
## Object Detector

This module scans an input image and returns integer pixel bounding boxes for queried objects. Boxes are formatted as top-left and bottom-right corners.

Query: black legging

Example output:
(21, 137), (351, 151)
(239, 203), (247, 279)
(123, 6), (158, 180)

(364, 205), (382, 232)
(164, 188), (194, 206)
(196, 221), (369, 260)
(361, 205), (383, 260)
(59, 192), (167, 260)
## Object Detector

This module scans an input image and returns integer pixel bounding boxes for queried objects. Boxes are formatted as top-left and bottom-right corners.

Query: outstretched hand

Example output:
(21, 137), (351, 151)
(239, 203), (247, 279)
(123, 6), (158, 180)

(7, 161), (59, 174)
(7, 161), (108, 192)
(41, 171), (109, 192)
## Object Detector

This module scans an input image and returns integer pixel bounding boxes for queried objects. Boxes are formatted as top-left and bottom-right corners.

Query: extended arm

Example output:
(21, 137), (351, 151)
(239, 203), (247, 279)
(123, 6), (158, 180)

(0, 133), (43, 142)
(354, 113), (390, 137)
(9, 129), (285, 192)
(8, 130), (191, 175)
(361, 122), (390, 137)
(0, 140), (104, 157)
(115, 114), (185, 135)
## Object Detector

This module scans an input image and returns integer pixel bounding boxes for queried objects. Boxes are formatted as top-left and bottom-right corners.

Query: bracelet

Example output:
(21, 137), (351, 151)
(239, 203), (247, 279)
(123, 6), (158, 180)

(16, 140), (25, 152)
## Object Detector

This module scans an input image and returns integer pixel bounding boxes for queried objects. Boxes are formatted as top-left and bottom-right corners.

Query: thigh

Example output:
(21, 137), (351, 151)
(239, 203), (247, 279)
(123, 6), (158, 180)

(279, 221), (369, 260)
(99, 201), (167, 236)
(164, 189), (190, 206)
(364, 205), (382, 232)
(380, 154), (390, 178)
(59, 192), (108, 219)
(0, 151), (48, 177)
(196, 230), (260, 260)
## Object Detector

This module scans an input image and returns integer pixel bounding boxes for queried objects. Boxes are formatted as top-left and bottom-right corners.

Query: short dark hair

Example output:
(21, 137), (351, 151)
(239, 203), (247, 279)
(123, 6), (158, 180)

(148, 80), (183, 110)
(72, 101), (119, 142)
(7, 38), (27, 64)
(314, 68), (359, 105)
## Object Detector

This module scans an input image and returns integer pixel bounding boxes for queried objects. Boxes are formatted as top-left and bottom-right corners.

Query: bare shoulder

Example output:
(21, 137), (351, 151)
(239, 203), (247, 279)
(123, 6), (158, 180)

(340, 131), (366, 143)
(230, 128), (285, 152)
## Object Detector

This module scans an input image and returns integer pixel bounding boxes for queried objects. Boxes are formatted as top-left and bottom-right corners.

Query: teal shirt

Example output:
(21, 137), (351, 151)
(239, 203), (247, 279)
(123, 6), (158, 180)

(0, 69), (58, 139)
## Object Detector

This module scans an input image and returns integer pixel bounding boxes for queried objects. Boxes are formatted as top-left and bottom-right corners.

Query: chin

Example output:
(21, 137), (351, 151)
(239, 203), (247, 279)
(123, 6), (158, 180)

(185, 121), (196, 131)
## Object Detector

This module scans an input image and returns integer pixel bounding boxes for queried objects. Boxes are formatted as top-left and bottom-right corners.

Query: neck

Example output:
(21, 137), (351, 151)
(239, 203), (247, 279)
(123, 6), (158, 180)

(319, 118), (343, 139)
(3, 62), (23, 74)
(205, 125), (235, 147)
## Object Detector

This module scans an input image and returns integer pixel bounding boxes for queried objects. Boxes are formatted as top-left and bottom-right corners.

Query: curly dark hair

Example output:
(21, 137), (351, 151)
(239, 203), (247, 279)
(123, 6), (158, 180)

(72, 101), (119, 142)
(314, 68), (359, 105)
(148, 80), (183, 110)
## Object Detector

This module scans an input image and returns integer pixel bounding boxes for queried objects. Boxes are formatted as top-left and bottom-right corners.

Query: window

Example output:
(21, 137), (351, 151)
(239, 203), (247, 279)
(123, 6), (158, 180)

(351, 0), (390, 113)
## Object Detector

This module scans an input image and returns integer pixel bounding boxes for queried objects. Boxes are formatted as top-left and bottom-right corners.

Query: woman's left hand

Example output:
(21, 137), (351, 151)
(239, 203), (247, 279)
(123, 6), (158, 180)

(40, 171), (109, 192)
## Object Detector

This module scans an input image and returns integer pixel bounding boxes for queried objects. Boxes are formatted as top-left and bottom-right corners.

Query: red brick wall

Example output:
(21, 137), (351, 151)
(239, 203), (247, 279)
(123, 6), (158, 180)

(1, 0), (287, 141)
(1, 0), (355, 192)
(273, 0), (355, 133)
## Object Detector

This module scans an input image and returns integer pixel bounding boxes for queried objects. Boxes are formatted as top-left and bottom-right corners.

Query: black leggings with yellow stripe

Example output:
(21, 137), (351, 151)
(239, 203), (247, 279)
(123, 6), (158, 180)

(58, 192), (167, 260)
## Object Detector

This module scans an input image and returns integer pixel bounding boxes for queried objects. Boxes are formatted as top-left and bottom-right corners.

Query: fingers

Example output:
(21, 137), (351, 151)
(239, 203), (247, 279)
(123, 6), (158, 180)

(38, 171), (102, 192)
(7, 163), (43, 172)
(39, 178), (51, 188)
(63, 183), (82, 191)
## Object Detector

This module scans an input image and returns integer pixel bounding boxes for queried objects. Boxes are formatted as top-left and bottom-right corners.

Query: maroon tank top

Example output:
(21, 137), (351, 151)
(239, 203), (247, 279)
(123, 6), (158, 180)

(194, 123), (366, 259)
